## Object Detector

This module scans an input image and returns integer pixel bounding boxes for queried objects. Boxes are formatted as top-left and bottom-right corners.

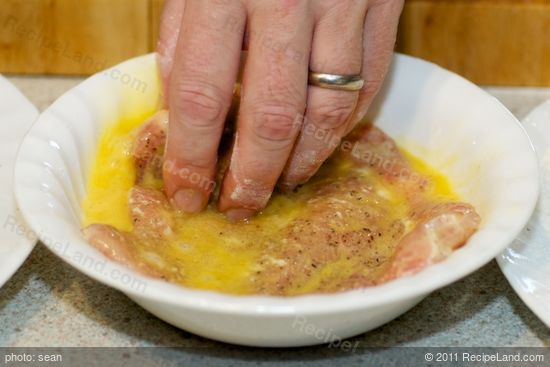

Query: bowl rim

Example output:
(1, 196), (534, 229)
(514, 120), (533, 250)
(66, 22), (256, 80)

(14, 53), (540, 316)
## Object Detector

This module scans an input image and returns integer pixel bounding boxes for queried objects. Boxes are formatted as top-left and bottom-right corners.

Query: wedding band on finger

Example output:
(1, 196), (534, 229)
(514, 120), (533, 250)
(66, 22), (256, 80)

(308, 72), (364, 92)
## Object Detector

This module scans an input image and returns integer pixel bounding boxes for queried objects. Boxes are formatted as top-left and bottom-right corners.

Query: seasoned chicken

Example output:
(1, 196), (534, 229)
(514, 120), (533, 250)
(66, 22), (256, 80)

(83, 112), (481, 296)
(132, 110), (168, 183)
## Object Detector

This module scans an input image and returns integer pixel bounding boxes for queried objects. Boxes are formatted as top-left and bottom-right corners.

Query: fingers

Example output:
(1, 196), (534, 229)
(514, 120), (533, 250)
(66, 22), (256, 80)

(157, 0), (186, 105)
(218, 0), (314, 220)
(350, 0), (404, 126)
(164, 0), (246, 213)
(279, 1), (368, 191)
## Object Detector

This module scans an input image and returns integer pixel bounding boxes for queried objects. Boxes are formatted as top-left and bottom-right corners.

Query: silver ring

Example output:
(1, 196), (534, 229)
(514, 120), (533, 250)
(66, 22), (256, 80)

(308, 72), (364, 91)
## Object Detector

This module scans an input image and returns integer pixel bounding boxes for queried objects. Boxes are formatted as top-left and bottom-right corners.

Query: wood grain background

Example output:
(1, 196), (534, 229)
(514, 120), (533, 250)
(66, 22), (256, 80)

(0, 0), (150, 75)
(398, 0), (550, 86)
(1, 0), (550, 85)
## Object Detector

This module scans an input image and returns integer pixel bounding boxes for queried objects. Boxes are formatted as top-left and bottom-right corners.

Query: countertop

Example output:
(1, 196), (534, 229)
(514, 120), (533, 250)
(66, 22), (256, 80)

(1, 77), (549, 361)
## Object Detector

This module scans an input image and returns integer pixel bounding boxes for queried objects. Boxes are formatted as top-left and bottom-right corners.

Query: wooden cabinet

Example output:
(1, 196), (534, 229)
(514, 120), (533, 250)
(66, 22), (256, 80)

(1, 0), (550, 86)
(398, 0), (550, 86)
(0, 0), (151, 74)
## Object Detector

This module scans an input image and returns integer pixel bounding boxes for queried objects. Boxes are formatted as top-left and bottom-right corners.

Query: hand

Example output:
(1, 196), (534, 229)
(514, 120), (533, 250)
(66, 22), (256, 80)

(157, 0), (404, 220)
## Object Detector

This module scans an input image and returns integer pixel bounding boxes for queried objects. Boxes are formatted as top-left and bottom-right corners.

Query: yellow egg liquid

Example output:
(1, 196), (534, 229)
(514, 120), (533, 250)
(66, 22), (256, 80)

(83, 113), (458, 295)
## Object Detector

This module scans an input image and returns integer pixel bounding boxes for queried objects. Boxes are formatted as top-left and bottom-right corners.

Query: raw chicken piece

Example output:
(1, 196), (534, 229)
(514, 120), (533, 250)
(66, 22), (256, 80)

(251, 175), (406, 295)
(248, 126), (481, 294)
(129, 186), (174, 240)
(378, 202), (481, 283)
(250, 183), (480, 295)
(83, 185), (174, 276)
(83, 224), (161, 277)
(132, 109), (168, 183)
(347, 124), (431, 192)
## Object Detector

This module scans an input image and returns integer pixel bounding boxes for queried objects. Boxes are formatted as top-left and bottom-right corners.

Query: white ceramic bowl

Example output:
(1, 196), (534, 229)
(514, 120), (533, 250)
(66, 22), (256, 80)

(0, 76), (38, 289)
(14, 53), (539, 347)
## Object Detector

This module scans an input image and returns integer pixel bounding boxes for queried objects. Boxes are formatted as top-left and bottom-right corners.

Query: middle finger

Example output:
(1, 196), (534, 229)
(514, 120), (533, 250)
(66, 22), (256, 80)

(218, 0), (314, 220)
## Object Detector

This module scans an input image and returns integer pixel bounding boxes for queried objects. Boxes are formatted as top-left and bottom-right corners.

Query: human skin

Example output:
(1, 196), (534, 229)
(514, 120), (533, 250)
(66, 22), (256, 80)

(157, 0), (404, 220)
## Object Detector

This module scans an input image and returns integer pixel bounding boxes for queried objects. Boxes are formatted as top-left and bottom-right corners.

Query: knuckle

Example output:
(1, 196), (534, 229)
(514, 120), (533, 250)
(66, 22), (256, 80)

(308, 98), (355, 130)
(164, 160), (216, 192)
(172, 81), (227, 128)
(185, 158), (217, 172)
(251, 105), (301, 144)
(163, 155), (216, 179)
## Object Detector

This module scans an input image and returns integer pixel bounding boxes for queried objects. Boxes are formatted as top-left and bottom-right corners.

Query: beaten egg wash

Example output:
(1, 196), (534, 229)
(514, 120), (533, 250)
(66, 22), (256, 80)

(83, 112), (461, 296)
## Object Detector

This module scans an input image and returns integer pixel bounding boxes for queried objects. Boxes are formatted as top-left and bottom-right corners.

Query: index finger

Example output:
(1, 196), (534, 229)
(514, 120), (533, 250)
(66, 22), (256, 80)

(164, 0), (246, 213)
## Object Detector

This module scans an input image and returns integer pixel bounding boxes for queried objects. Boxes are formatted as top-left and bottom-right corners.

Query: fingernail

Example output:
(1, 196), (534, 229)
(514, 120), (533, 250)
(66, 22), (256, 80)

(278, 180), (297, 193)
(225, 208), (256, 221)
(174, 189), (204, 213)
